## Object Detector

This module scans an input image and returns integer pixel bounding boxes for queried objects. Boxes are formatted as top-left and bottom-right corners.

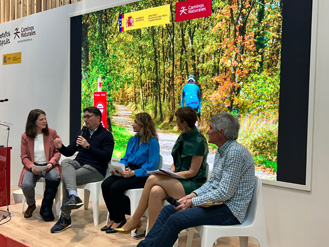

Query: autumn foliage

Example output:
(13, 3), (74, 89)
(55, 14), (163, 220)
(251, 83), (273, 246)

(81, 0), (282, 172)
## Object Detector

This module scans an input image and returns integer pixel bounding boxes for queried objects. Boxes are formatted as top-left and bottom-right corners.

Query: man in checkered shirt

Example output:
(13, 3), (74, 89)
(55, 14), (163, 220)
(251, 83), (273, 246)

(138, 112), (256, 247)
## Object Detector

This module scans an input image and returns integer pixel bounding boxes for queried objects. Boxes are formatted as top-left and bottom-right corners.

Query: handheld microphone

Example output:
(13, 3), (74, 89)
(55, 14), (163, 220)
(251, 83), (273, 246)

(166, 196), (180, 207)
(76, 126), (87, 146)
(0, 99), (8, 102)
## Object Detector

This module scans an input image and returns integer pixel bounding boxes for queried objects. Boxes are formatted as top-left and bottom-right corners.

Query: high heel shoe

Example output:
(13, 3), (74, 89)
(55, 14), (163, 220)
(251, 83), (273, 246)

(106, 219), (127, 233)
(115, 220), (142, 234)
(100, 224), (113, 231)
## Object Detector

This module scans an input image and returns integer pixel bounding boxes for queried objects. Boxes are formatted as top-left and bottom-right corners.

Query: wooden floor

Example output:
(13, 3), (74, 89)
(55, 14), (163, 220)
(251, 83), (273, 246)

(0, 191), (259, 247)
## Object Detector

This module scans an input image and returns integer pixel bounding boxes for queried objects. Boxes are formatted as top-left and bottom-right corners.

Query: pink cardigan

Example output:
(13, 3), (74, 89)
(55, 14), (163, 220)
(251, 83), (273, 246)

(18, 128), (62, 187)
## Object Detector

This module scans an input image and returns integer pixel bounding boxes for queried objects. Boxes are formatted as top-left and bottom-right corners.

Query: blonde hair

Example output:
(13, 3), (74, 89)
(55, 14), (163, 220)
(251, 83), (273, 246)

(135, 113), (158, 143)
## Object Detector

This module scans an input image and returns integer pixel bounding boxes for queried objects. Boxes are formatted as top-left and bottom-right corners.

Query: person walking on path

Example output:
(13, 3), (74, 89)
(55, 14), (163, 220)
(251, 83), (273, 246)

(181, 75), (201, 119)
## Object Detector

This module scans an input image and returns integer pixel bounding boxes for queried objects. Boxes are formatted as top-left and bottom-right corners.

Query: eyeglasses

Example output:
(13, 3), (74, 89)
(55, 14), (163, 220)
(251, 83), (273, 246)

(83, 114), (95, 119)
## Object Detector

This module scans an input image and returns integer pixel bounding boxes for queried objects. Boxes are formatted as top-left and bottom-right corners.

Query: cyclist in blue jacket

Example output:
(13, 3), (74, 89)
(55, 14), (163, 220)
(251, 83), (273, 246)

(181, 75), (201, 119)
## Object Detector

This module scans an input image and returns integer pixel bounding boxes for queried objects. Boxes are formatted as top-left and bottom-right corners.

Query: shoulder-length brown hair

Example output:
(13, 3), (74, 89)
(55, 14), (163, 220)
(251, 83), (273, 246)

(175, 107), (197, 128)
(25, 109), (49, 138)
(135, 113), (158, 143)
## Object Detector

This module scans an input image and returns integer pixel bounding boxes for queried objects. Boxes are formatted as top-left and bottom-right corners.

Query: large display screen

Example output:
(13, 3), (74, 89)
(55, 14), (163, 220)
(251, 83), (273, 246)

(70, 0), (313, 186)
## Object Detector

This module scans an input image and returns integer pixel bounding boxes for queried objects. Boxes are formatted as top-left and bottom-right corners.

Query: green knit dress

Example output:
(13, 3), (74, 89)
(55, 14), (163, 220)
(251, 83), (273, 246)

(171, 127), (208, 194)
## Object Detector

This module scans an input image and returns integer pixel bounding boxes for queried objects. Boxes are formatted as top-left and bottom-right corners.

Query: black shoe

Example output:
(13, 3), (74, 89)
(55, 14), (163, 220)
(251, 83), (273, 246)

(100, 224), (112, 231)
(50, 216), (72, 233)
(133, 232), (146, 240)
(40, 207), (55, 221)
(106, 218), (126, 234)
(63, 195), (83, 210)
(40, 199), (55, 222)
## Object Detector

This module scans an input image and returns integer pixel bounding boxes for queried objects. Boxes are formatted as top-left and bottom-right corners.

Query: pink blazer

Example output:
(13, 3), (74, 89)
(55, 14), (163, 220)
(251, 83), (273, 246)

(18, 128), (62, 187)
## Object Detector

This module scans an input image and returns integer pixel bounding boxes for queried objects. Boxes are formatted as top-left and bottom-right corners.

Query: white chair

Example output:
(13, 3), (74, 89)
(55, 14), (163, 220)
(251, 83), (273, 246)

(77, 180), (102, 226)
(21, 178), (61, 216)
(106, 155), (163, 236)
(186, 177), (267, 247)
(59, 154), (109, 226)
(175, 163), (211, 247)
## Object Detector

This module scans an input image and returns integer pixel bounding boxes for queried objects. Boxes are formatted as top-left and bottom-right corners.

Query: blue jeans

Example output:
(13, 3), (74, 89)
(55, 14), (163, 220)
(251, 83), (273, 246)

(21, 169), (60, 206)
(138, 204), (239, 247)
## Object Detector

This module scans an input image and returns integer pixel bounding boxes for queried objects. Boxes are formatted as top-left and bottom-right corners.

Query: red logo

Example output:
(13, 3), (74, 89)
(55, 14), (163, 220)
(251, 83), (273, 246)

(94, 92), (107, 129)
(126, 16), (134, 27)
(175, 0), (212, 22)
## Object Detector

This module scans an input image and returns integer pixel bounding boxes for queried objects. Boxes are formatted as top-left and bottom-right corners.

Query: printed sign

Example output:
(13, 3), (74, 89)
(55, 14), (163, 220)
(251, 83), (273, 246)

(175, 0), (212, 22)
(3, 52), (22, 65)
(119, 4), (171, 32)
(94, 92), (108, 129)
(0, 31), (10, 46)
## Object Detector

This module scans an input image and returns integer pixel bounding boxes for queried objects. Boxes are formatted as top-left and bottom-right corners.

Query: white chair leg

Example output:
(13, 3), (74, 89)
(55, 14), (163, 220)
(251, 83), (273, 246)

(130, 227), (136, 237)
(21, 196), (26, 213)
(145, 217), (150, 236)
(239, 236), (248, 247)
(106, 211), (110, 225)
(257, 236), (268, 247)
(127, 190), (140, 237)
(54, 182), (61, 216)
(186, 228), (195, 247)
(91, 184), (100, 226)
(84, 189), (90, 210)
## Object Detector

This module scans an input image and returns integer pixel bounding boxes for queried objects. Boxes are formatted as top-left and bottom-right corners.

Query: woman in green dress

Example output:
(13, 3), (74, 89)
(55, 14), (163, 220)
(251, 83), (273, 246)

(116, 107), (208, 234)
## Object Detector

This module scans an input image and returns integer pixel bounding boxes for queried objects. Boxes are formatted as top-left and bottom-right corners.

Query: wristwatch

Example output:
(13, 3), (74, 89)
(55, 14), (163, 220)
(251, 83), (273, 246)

(86, 145), (90, 150)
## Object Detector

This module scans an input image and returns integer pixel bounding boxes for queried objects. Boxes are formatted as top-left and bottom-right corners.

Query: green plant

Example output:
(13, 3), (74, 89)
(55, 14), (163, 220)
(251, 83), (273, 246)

(254, 155), (277, 173)
(250, 128), (278, 163)
(111, 124), (133, 159)
(238, 109), (278, 172)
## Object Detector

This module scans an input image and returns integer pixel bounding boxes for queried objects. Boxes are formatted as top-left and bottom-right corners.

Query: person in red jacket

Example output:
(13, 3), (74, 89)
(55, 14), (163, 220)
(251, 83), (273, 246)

(19, 109), (61, 221)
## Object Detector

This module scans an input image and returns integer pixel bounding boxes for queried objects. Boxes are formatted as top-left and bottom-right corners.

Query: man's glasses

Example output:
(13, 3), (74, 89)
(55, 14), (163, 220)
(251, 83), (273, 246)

(83, 114), (95, 119)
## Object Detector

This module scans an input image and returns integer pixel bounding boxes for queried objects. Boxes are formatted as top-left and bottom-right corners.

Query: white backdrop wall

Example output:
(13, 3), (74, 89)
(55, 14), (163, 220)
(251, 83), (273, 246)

(0, 0), (328, 247)
(0, 4), (72, 189)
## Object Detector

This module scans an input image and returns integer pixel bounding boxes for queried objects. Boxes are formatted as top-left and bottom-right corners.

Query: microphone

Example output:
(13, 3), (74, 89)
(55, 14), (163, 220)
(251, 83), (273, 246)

(0, 99), (8, 102)
(76, 126), (87, 146)
(166, 196), (180, 207)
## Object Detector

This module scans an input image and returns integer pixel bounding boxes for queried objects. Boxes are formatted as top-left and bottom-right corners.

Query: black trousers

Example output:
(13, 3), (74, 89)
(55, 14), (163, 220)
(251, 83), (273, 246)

(101, 175), (148, 223)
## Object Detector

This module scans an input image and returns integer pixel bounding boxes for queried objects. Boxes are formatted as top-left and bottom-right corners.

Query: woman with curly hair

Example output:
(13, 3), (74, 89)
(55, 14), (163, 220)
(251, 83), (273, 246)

(101, 112), (160, 233)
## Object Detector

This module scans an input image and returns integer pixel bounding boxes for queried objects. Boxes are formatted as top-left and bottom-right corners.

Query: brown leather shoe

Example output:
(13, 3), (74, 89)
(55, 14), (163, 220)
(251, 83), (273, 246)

(24, 203), (36, 218)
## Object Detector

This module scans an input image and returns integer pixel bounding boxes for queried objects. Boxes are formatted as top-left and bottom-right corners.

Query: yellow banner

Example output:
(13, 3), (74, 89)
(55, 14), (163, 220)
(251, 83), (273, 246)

(3, 52), (21, 65)
(119, 5), (171, 32)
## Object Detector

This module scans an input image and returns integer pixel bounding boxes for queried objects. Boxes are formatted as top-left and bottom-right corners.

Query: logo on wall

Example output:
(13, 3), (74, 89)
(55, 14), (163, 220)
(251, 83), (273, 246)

(119, 5), (170, 32)
(14, 26), (37, 43)
(0, 31), (10, 47)
(180, 6), (188, 15)
(175, 0), (212, 22)
(3, 52), (22, 65)
(126, 16), (134, 28)
(14, 28), (20, 39)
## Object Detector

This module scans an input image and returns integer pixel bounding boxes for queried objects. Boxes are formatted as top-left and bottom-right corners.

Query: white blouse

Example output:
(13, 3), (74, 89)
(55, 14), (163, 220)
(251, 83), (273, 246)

(34, 134), (47, 164)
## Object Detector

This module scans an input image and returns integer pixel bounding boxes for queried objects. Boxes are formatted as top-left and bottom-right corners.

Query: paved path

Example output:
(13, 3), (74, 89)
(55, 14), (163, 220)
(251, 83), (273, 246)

(112, 104), (276, 180)
(112, 104), (216, 169)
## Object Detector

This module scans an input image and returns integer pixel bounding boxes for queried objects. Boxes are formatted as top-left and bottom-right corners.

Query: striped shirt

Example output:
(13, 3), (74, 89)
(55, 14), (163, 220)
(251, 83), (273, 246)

(192, 140), (255, 223)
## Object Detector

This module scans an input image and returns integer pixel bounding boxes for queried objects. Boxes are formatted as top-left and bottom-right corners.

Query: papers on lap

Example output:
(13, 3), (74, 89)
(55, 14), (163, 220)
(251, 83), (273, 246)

(147, 167), (186, 180)
(109, 162), (125, 176)
(31, 164), (48, 172)
(199, 201), (223, 207)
